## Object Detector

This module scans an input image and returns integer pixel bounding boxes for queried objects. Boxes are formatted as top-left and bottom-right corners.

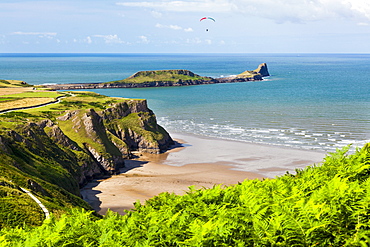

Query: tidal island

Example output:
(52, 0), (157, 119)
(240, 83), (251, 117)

(47, 63), (270, 90)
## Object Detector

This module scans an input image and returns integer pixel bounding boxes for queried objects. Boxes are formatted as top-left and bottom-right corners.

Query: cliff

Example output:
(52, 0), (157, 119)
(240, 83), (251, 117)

(0, 91), (174, 228)
(235, 63), (270, 80)
(46, 63), (269, 90)
(254, 63), (270, 77)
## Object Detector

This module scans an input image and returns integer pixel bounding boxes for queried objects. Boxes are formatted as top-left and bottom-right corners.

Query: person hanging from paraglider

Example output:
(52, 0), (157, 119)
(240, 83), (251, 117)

(200, 17), (215, 32)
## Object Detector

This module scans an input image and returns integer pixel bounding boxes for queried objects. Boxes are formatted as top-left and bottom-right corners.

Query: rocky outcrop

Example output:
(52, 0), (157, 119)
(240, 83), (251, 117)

(102, 100), (174, 154)
(109, 112), (173, 154)
(47, 125), (82, 151)
(81, 109), (125, 174)
(254, 63), (270, 77)
(54, 99), (173, 177)
(102, 100), (151, 121)
(235, 63), (270, 80)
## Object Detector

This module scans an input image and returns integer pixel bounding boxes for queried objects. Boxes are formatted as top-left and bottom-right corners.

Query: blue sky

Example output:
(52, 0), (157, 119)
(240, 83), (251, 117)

(1, 0), (370, 53)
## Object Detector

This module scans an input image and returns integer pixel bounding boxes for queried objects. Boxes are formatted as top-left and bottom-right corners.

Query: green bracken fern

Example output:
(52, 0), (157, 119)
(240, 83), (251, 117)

(1, 144), (370, 246)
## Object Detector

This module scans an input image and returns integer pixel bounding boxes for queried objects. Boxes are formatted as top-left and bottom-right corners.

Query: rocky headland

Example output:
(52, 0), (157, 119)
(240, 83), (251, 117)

(0, 91), (174, 228)
(47, 63), (269, 90)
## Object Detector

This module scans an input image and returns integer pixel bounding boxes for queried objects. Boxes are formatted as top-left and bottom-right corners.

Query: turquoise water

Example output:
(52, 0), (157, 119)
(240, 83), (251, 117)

(0, 53), (369, 151)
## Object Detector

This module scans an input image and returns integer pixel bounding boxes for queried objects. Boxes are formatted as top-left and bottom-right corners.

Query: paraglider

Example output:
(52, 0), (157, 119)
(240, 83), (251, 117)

(200, 17), (215, 22)
(200, 17), (215, 31)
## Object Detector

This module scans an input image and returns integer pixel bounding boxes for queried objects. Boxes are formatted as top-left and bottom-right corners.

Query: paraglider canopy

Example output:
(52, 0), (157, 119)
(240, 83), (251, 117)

(200, 17), (215, 31)
(200, 17), (215, 22)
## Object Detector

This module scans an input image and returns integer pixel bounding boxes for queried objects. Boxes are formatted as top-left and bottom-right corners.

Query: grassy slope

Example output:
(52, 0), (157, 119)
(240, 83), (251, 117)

(237, 70), (261, 78)
(109, 70), (210, 84)
(0, 80), (30, 88)
(0, 92), (114, 229)
(0, 88), (167, 229)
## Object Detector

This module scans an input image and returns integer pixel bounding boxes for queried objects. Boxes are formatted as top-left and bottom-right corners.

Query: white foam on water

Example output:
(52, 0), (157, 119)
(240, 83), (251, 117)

(158, 117), (367, 153)
(313, 133), (324, 136)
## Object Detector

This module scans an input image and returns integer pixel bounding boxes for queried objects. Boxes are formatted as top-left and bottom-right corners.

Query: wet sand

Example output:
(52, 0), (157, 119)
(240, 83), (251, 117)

(81, 133), (326, 215)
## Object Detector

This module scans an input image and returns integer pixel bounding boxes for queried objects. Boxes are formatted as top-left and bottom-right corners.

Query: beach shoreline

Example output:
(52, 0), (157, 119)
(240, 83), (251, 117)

(81, 133), (326, 215)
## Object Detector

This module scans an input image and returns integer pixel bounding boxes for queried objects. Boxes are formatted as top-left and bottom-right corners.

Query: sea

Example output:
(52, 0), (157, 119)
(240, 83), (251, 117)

(1, 53), (369, 153)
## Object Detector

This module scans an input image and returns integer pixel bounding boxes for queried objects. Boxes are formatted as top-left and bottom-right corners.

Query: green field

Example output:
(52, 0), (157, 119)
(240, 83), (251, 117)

(0, 81), (64, 112)
(3, 91), (62, 98)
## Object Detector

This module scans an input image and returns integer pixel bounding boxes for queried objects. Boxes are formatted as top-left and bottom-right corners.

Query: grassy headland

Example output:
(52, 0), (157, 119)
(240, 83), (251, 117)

(0, 83), (173, 229)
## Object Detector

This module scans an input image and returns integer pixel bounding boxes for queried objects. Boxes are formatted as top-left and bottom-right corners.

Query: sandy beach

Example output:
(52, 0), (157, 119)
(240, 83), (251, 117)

(81, 133), (326, 215)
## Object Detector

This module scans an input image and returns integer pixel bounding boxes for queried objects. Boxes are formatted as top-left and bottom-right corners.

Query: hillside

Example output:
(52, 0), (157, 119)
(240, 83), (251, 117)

(0, 89), (173, 229)
(111, 69), (212, 84)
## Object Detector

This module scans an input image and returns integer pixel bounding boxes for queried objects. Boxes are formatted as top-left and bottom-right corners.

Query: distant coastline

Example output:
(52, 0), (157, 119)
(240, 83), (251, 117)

(46, 63), (270, 90)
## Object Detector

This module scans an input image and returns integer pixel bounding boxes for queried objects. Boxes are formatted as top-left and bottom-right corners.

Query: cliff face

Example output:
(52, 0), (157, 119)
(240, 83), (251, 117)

(236, 63), (270, 79)
(254, 63), (270, 77)
(0, 92), (174, 228)
(56, 98), (173, 178)
(102, 100), (173, 153)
